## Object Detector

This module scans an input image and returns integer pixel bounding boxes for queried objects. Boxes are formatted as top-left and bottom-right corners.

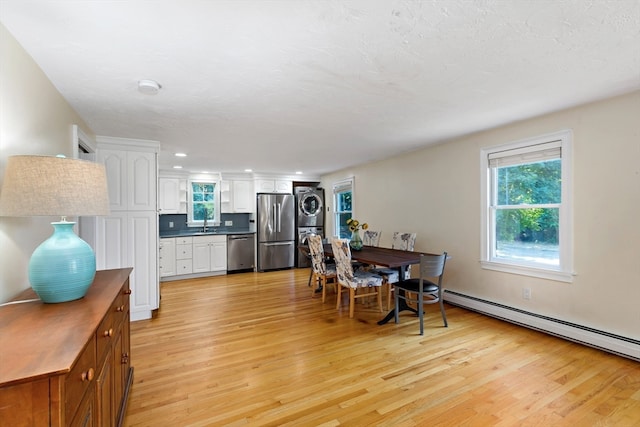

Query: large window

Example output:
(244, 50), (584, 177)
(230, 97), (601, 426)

(481, 130), (573, 282)
(333, 178), (353, 238)
(188, 180), (219, 226)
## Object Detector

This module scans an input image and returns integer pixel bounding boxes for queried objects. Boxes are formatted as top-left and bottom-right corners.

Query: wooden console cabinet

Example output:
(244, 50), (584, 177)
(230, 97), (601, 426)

(0, 268), (134, 427)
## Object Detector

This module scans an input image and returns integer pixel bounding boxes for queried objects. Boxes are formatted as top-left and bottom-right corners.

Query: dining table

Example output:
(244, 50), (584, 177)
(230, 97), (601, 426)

(320, 243), (433, 325)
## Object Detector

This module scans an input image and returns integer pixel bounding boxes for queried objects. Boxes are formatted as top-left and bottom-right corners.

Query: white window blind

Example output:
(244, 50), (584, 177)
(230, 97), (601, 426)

(488, 140), (561, 168)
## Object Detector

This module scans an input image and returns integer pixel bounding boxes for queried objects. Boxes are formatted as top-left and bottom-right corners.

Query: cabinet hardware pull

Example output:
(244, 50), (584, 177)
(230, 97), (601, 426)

(103, 328), (114, 337)
(124, 289), (132, 295)
(81, 368), (95, 382)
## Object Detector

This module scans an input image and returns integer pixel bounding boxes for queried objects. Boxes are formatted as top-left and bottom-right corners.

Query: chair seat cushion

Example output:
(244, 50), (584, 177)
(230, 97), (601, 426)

(371, 268), (400, 283)
(394, 278), (438, 293)
(350, 270), (384, 288)
(325, 264), (337, 276)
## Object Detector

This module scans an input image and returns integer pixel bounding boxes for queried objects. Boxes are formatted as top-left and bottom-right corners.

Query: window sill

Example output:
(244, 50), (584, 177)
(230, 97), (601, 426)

(480, 260), (575, 283)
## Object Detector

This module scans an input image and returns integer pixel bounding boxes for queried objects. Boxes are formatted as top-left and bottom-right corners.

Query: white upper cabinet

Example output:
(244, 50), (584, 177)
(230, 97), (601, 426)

(158, 178), (180, 213)
(99, 148), (156, 211)
(233, 180), (254, 213)
(255, 178), (292, 194)
(220, 179), (254, 213)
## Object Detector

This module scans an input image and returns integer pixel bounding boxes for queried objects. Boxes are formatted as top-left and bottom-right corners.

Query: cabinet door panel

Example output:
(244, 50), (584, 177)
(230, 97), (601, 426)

(159, 238), (176, 277)
(95, 353), (113, 427)
(128, 212), (158, 314)
(158, 178), (180, 213)
(210, 241), (227, 272)
(95, 214), (128, 270)
(128, 152), (156, 211)
(100, 150), (127, 211)
(233, 180), (253, 213)
(192, 242), (211, 273)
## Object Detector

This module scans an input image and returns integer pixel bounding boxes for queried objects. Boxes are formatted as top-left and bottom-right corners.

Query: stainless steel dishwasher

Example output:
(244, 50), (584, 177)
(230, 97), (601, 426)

(227, 234), (255, 272)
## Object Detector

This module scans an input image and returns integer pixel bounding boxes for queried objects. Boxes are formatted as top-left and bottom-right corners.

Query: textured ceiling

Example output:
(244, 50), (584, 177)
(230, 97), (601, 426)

(1, 1), (639, 176)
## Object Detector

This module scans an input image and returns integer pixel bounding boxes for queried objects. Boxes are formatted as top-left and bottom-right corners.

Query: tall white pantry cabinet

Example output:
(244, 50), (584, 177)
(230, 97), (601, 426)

(94, 136), (159, 321)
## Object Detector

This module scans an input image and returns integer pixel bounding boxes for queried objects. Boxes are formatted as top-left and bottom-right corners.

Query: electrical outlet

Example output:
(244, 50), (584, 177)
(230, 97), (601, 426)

(522, 288), (531, 300)
(225, 220), (233, 226)
(169, 221), (174, 228)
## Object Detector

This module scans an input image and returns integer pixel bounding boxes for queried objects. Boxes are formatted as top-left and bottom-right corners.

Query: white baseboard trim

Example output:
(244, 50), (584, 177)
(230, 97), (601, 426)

(130, 310), (152, 322)
(444, 291), (640, 362)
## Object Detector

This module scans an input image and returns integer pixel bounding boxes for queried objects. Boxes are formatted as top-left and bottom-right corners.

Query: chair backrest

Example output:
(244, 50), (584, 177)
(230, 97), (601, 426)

(308, 234), (328, 275)
(362, 230), (381, 247)
(392, 232), (416, 251)
(418, 252), (447, 288)
(330, 238), (355, 286)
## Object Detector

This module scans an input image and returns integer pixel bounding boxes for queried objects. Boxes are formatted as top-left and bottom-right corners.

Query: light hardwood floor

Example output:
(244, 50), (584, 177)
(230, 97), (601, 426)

(124, 269), (640, 426)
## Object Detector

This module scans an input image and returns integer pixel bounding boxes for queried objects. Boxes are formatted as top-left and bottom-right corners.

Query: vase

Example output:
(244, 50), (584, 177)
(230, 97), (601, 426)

(350, 230), (363, 251)
(28, 221), (96, 303)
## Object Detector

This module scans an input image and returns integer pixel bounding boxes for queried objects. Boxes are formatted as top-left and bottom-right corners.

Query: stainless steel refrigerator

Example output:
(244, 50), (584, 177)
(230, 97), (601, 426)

(257, 193), (295, 271)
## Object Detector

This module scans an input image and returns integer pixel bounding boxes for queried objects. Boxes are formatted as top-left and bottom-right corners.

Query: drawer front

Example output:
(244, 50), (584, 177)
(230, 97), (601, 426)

(176, 244), (193, 260)
(176, 236), (193, 245)
(65, 335), (96, 422)
(97, 294), (128, 360)
(177, 259), (193, 275)
(96, 308), (115, 360)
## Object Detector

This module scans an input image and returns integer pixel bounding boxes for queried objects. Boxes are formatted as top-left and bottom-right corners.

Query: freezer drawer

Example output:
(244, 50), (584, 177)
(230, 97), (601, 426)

(257, 241), (294, 271)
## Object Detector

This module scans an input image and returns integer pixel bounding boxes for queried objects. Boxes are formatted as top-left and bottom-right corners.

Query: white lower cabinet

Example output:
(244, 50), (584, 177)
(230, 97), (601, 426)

(159, 238), (176, 277)
(95, 210), (158, 321)
(193, 235), (227, 273)
(176, 237), (193, 275)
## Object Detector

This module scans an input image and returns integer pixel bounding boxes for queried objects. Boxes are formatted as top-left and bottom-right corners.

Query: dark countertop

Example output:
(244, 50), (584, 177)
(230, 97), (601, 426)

(159, 229), (255, 238)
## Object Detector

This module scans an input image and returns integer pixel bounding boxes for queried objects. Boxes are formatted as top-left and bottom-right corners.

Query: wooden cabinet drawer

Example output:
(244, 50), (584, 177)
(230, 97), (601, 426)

(65, 335), (96, 422)
(96, 308), (115, 361)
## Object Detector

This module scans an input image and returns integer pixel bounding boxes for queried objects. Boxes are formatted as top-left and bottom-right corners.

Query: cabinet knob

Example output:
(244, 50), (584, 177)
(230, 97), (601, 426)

(81, 368), (95, 382)
(103, 328), (114, 338)
(124, 289), (132, 295)
(121, 352), (129, 364)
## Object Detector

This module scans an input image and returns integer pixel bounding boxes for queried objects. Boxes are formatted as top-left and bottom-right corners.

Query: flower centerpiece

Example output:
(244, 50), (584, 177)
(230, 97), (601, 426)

(346, 218), (368, 251)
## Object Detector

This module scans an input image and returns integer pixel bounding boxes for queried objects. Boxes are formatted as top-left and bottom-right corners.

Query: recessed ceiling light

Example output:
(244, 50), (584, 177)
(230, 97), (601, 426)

(175, 153), (187, 157)
(173, 165), (182, 169)
(295, 171), (303, 175)
(244, 169), (253, 172)
(138, 79), (161, 95)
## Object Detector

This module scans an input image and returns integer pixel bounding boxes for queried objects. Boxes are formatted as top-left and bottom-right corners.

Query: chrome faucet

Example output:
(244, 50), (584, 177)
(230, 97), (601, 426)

(202, 214), (208, 233)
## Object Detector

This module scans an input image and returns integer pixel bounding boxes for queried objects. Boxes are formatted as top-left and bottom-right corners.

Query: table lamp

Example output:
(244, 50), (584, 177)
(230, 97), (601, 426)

(0, 155), (109, 303)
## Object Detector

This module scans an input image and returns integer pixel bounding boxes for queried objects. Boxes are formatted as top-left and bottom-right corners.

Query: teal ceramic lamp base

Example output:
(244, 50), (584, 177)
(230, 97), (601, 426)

(28, 221), (96, 303)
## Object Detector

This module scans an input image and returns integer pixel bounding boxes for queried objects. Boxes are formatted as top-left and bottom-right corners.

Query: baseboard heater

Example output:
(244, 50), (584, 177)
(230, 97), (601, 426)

(444, 290), (640, 362)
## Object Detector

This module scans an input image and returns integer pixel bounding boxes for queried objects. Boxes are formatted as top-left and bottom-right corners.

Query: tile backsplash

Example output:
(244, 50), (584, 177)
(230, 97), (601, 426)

(159, 213), (252, 234)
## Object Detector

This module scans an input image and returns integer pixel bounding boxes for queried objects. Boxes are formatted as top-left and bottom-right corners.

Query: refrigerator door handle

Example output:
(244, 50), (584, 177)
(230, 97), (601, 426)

(262, 241), (293, 247)
(276, 202), (281, 232)
(272, 203), (277, 231)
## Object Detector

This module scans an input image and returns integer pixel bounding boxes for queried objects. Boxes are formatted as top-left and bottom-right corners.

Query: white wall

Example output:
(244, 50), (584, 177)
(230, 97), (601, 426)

(0, 23), (94, 302)
(321, 90), (640, 340)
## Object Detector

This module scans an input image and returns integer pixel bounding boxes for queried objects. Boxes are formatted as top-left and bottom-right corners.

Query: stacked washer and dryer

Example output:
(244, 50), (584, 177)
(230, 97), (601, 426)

(295, 186), (325, 268)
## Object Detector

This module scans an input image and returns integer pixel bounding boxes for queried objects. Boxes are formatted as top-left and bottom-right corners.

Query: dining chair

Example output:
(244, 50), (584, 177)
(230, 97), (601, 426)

(355, 230), (382, 272)
(394, 252), (448, 335)
(330, 238), (384, 318)
(308, 234), (337, 303)
(373, 232), (417, 310)
(362, 230), (381, 247)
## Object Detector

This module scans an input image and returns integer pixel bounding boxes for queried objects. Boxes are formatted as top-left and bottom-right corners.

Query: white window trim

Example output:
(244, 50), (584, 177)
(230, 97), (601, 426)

(333, 177), (354, 238)
(480, 129), (575, 282)
(187, 178), (221, 227)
